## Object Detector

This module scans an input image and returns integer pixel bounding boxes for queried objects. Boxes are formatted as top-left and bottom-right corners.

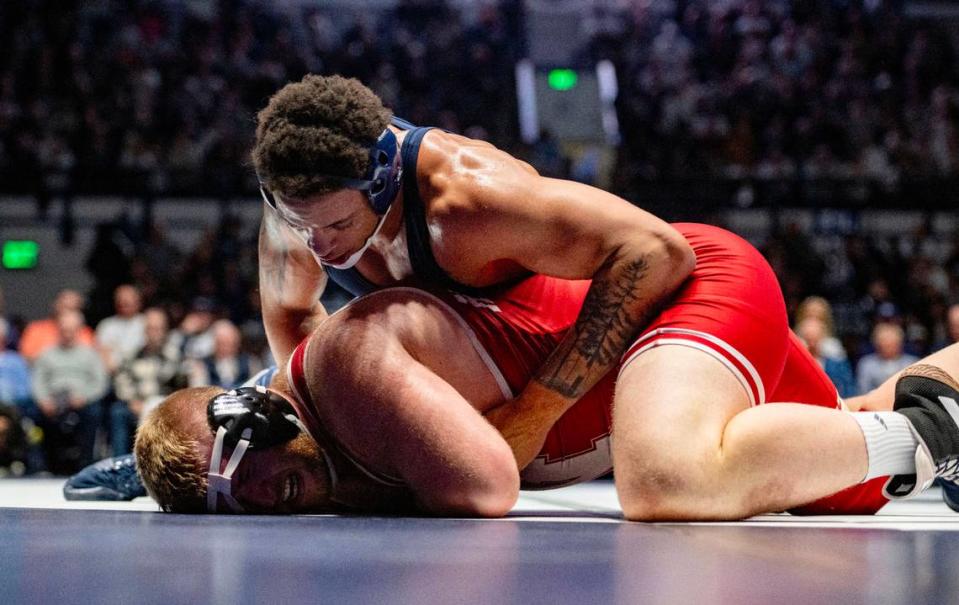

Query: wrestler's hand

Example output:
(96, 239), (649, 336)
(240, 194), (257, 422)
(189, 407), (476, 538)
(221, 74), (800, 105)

(485, 381), (573, 470)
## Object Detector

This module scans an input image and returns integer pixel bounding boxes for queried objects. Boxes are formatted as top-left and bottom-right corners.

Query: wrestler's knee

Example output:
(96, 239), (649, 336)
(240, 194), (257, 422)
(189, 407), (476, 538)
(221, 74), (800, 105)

(613, 435), (701, 521)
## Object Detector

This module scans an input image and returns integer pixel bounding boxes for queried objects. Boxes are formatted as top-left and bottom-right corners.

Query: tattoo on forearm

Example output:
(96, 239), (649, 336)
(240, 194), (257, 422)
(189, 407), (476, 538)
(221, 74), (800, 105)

(536, 255), (652, 398)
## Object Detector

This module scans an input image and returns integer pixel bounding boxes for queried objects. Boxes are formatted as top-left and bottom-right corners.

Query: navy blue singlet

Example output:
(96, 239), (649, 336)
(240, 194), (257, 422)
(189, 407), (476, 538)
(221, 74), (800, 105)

(325, 117), (486, 297)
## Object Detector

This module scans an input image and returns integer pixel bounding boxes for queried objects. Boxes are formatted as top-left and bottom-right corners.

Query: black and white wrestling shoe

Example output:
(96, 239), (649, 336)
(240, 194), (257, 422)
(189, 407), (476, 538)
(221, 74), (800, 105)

(883, 364), (959, 502)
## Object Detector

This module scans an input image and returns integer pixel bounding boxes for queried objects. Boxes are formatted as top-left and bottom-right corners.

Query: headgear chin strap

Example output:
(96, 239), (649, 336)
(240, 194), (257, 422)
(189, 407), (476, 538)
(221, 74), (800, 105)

(205, 386), (304, 513)
(207, 425), (252, 513)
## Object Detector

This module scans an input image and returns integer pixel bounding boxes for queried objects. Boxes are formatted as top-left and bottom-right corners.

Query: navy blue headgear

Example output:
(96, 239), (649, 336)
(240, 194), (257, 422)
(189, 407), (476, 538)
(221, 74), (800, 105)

(207, 386), (301, 450)
(258, 126), (402, 216)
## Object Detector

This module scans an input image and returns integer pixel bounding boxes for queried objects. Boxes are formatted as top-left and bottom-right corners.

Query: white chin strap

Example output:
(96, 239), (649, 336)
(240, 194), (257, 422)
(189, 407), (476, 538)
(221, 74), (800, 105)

(207, 426), (252, 513)
(322, 208), (390, 270)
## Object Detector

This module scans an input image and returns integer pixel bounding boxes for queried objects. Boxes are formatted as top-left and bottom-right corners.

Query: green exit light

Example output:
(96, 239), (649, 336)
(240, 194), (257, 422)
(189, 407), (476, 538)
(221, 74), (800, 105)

(3, 240), (38, 269)
(548, 69), (578, 91)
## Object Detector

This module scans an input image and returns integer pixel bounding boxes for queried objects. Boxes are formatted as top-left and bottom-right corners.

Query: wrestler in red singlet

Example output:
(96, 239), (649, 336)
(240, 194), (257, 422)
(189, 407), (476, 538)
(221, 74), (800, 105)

(289, 223), (888, 514)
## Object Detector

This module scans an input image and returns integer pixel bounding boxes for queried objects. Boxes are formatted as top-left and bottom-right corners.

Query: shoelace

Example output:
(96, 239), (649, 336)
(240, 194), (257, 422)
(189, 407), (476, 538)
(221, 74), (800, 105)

(936, 457), (959, 483)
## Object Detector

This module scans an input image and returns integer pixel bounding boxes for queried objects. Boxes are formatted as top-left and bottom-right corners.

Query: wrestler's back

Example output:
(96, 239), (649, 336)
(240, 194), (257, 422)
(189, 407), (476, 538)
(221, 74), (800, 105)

(300, 289), (512, 479)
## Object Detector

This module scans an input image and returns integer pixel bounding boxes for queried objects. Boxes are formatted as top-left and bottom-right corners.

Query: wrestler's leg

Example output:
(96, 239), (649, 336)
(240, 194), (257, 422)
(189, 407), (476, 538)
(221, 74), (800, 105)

(612, 346), (868, 521)
(848, 343), (959, 412)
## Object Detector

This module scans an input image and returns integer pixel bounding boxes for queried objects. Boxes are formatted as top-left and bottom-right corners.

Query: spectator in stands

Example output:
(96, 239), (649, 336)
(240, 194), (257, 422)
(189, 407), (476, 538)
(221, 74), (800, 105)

(84, 222), (134, 323)
(0, 321), (44, 475)
(169, 297), (217, 361)
(0, 319), (30, 408)
(794, 296), (847, 360)
(31, 310), (109, 474)
(796, 317), (856, 398)
(188, 319), (260, 388)
(110, 307), (184, 457)
(936, 303), (959, 351)
(138, 221), (182, 287)
(0, 288), (19, 350)
(19, 289), (95, 363)
(0, 404), (29, 477)
(95, 284), (146, 374)
(856, 322), (920, 395)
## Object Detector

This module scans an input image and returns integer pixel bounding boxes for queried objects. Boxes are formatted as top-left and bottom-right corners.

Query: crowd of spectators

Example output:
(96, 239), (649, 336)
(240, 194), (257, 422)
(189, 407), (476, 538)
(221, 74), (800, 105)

(0, 208), (272, 474)
(3, 0), (957, 196)
(759, 215), (959, 358)
(0, 281), (267, 475)
(588, 0), (959, 190)
(0, 0), (522, 196)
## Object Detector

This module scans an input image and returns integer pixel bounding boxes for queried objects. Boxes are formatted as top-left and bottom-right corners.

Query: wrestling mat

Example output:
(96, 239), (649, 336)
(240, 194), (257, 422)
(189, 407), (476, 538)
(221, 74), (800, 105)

(1, 479), (956, 604)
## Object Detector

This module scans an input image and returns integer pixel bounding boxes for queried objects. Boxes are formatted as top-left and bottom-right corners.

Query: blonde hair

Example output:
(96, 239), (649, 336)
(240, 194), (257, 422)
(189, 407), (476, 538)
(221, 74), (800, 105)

(134, 387), (222, 513)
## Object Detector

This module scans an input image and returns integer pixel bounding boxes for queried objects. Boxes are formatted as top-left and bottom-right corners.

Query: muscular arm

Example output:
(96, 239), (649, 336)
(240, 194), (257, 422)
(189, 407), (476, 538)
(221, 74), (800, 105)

(439, 152), (695, 469)
(258, 203), (329, 366)
(310, 303), (519, 517)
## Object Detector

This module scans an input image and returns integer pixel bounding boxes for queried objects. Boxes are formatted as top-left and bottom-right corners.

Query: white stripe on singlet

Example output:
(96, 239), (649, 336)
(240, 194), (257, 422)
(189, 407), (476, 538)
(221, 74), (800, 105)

(620, 327), (766, 407)
(286, 337), (312, 410)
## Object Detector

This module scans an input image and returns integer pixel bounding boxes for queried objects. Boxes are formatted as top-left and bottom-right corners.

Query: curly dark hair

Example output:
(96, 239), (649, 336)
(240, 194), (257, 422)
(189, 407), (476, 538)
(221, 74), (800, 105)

(252, 75), (393, 199)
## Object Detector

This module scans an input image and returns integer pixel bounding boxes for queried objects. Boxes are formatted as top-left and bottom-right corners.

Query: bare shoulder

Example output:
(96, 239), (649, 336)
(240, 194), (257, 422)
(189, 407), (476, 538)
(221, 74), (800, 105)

(412, 131), (549, 273)
(416, 130), (539, 216)
(306, 288), (453, 366)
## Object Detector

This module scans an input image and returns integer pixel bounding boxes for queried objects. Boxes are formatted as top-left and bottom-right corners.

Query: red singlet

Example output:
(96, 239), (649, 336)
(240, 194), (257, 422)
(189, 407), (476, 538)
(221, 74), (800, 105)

(290, 223), (888, 514)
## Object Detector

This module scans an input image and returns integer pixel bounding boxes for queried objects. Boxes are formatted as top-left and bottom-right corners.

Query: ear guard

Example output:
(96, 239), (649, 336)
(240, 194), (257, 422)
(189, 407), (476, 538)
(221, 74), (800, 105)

(258, 125), (402, 216)
(205, 386), (303, 513)
(208, 386), (301, 449)
(363, 127), (402, 215)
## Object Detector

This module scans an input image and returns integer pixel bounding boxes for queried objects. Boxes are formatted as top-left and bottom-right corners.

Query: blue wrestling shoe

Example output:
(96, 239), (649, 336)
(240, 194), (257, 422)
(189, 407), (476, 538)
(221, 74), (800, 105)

(884, 365), (959, 503)
(63, 454), (146, 501)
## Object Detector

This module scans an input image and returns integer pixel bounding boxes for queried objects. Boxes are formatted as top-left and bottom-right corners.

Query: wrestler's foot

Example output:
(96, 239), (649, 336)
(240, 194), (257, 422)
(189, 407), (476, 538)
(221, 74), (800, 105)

(884, 364), (959, 501)
(941, 480), (959, 512)
(63, 454), (146, 501)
